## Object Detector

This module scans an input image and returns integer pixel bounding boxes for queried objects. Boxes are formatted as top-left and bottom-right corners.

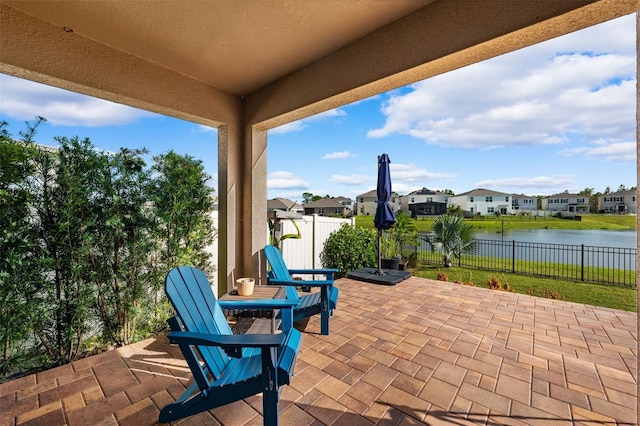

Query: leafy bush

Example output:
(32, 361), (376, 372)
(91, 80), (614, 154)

(0, 118), (216, 380)
(320, 223), (376, 277)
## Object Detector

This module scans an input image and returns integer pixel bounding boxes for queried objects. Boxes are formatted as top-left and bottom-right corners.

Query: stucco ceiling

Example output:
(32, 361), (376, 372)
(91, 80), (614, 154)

(2, 0), (434, 96)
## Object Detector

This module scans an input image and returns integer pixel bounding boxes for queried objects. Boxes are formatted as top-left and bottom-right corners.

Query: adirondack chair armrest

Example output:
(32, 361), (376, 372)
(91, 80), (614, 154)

(167, 331), (285, 358)
(288, 268), (338, 274)
(288, 268), (337, 279)
(269, 278), (333, 287)
(218, 299), (300, 311)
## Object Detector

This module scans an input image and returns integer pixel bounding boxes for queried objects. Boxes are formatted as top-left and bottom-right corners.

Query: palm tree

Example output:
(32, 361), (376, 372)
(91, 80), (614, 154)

(426, 214), (477, 267)
(380, 212), (418, 260)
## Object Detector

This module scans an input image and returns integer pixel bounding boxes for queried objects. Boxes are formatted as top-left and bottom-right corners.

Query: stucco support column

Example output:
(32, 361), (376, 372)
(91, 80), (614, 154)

(218, 119), (268, 294)
(218, 124), (239, 296)
(245, 127), (268, 285)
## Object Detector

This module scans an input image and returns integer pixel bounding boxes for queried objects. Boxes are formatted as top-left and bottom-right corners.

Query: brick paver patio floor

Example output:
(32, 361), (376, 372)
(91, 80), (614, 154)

(1, 276), (637, 425)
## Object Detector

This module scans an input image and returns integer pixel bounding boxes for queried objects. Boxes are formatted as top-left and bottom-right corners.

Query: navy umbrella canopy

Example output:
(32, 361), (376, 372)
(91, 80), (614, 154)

(374, 154), (396, 273)
(374, 154), (396, 230)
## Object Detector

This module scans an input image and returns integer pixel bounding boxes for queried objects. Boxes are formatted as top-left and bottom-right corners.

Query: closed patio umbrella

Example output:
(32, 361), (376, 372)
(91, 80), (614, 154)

(374, 153), (396, 274)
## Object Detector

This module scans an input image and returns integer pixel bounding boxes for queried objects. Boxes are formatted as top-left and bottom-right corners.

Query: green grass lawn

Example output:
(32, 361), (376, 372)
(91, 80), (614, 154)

(356, 214), (637, 233)
(413, 264), (637, 312)
(416, 250), (637, 287)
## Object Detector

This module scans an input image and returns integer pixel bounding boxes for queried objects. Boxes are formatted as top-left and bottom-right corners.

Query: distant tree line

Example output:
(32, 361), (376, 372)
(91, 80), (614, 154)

(0, 118), (216, 380)
(302, 192), (329, 204)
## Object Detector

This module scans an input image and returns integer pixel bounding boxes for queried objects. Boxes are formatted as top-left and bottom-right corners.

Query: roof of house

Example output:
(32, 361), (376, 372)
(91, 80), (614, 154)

(356, 190), (404, 199)
(453, 188), (510, 197)
(511, 193), (536, 199)
(334, 196), (352, 202)
(304, 198), (346, 208)
(356, 190), (377, 198)
(407, 187), (448, 196)
(545, 193), (582, 199)
(601, 190), (636, 197)
(267, 197), (296, 210)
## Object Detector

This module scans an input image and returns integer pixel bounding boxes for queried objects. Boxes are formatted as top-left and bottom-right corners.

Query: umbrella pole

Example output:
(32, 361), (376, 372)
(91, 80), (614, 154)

(377, 228), (383, 275)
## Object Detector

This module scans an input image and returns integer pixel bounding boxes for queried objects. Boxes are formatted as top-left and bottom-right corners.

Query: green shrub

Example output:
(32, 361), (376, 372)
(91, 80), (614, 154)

(0, 118), (216, 380)
(321, 223), (376, 277)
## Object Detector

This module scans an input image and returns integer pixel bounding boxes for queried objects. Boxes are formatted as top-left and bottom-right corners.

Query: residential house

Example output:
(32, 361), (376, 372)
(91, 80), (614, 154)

(511, 194), (537, 211)
(355, 190), (401, 216)
(449, 188), (512, 216)
(303, 198), (349, 217)
(598, 190), (637, 214)
(356, 190), (377, 216)
(334, 196), (354, 216)
(542, 193), (590, 213)
(401, 188), (449, 217)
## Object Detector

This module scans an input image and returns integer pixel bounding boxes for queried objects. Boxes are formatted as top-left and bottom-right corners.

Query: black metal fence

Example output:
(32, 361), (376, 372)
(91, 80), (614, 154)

(417, 239), (637, 287)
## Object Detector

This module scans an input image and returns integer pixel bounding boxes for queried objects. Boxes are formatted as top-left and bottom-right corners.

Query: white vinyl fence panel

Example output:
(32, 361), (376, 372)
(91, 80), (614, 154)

(277, 215), (355, 269)
(207, 213), (354, 295)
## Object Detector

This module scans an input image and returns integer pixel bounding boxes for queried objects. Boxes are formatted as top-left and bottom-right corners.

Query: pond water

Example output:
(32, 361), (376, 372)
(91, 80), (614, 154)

(417, 228), (637, 274)
(472, 229), (637, 249)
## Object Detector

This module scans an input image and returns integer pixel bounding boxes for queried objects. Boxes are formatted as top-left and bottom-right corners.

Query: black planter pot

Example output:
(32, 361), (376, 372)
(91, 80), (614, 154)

(398, 260), (408, 271)
(381, 258), (400, 270)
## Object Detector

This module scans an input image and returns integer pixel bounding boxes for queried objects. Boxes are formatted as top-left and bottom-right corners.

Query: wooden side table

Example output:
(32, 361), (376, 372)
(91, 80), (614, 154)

(220, 285), (286, 334)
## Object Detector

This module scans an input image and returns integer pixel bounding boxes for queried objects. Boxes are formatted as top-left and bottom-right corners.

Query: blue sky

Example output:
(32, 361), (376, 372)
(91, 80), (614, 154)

(1, 14), (636, 203)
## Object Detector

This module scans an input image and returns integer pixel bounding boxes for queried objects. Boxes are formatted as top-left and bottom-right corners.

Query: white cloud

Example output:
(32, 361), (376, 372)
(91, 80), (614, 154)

(313, 109), (347, 120)
(475, 175), (574, 193)
(323, 151), (355, 160)
(195, 124), (218, 134)
(267, 171), (310, 190)
(390, 183), (414, 195)
(562, 141), (636, 162)
(270, 121), (306, 134)
(269, 108), (347, 134)
(0, 74), (157, 126)
(390, 163), (457, 182)
(367, 15), (636, 152)
(269, 190), (306, 201)
(330, 174), (370, 185)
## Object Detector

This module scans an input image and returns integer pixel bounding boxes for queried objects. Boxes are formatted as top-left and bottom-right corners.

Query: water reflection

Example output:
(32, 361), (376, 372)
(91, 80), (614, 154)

(472, 229), (636, 249)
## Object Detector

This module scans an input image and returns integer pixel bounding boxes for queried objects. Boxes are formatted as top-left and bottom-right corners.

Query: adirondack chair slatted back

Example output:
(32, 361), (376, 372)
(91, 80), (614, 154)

(264, 245), (292, 281)
(165, 266), (231, 382)
(263, 244), (339, 335)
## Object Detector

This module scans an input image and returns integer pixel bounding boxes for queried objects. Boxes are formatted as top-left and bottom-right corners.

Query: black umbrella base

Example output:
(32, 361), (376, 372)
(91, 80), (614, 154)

(346, 267), (411, 285)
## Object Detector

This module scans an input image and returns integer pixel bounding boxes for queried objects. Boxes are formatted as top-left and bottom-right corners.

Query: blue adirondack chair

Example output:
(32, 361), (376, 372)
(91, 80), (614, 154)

(160, 266), (302, 425)
(263, 245), (339, 335)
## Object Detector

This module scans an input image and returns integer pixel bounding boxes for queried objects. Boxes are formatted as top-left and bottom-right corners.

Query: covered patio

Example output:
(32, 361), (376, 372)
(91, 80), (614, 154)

(1, 276), (636, 425)
(1, 1), (638, 424)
